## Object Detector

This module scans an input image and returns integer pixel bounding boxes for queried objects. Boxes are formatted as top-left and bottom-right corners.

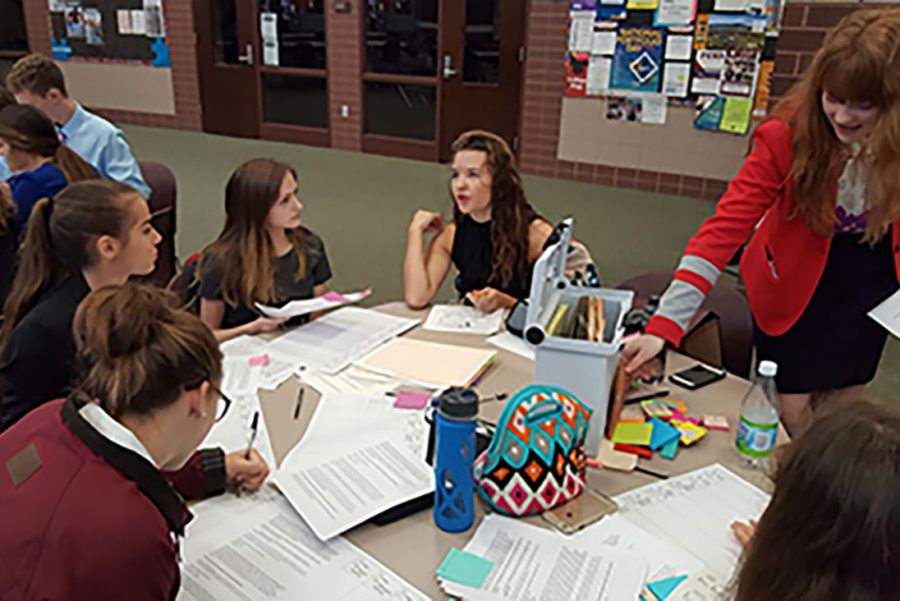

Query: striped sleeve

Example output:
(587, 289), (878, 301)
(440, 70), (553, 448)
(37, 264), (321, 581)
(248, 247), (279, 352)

(645, 255), (721, 345)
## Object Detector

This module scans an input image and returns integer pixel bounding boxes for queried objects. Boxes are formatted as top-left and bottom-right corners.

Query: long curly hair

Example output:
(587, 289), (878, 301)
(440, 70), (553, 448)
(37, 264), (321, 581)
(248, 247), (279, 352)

(450, 131), (544, 289)
(771, 8), (900, 241)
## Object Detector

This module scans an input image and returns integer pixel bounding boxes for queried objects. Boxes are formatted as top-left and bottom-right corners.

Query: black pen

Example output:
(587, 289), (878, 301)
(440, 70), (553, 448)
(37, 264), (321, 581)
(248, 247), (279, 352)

(293, 387), (305, 419)
(635, 465), (669, 480)
(244, 411), (259, 460)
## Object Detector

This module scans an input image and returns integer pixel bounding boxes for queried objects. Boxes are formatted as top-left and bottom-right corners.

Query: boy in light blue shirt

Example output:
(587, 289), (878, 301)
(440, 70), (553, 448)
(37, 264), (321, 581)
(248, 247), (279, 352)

(5, 54), (151, 198)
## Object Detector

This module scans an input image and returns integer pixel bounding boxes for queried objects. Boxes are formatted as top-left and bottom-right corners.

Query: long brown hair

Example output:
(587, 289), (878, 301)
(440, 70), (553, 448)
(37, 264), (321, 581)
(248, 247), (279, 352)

(450, 130), (544, 289)
(200, 158), (307, 307)
(73, 284), (222, 418)
(732, 399), (900, 601)
(772, 8), (900, 241)
(0, 180), (141, 355)
(0, 104), (96, 183)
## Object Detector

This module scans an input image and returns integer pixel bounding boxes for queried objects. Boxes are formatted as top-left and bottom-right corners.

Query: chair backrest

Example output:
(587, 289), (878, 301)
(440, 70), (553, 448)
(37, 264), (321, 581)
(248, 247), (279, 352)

(139, 161), (177, 286)
(617, 271), (753, 379)
(166, 252), (201, 314)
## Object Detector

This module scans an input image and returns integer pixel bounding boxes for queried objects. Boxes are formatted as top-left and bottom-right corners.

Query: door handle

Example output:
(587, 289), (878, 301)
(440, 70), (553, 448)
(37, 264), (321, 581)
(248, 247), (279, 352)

(442, 54), (457, 79)
(238, 43), (254, 65)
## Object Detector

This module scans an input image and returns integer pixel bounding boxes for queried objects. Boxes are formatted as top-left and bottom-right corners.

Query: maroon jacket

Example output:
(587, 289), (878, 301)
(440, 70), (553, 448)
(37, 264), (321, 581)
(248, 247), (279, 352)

(0, 398), (226, 600)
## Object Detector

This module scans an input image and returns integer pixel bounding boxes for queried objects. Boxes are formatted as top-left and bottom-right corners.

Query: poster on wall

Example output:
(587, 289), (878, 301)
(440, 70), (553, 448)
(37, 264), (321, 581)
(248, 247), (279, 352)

(719, 49), (759, 96)
(598, 0), (627, 21)
(706, 14), (766, 51)
(261, 12), (279, 66)
(84, 8), (104, 46)
(564, 52), (590, 97)
(610, 26), (665, 93)
(143, 0), (166, 38)
(48, 0), (66, 12)
(65, 6), (86, 39)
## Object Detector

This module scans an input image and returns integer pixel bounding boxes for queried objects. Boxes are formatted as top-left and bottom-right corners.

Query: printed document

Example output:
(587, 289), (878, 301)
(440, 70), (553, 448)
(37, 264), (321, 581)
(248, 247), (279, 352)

(256, 289), (371, 319)
(423, 305), (504, 335)
(201, 392), (276, 469)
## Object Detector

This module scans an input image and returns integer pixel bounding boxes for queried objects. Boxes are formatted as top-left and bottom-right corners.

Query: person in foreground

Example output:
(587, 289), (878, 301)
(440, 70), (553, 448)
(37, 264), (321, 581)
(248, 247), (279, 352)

(623, 9), (900, 436)
(198, 158), (332, 342)
(404, 130), (555, 313)
(0, 180), (160, 431)
(0, 283), (269, 600)
(729, 399), (899, 601)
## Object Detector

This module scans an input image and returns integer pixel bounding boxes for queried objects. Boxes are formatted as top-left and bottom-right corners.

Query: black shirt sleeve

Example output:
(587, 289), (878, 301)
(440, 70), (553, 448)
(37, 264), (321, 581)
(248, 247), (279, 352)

(308, 234), (333, 287)
(197, 255), (224, 301)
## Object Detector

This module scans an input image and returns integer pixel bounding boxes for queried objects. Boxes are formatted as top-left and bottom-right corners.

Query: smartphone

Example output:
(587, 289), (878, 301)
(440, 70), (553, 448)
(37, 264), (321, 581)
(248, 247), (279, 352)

(669, 363), (727, 390)
(541, 489), (618, 535)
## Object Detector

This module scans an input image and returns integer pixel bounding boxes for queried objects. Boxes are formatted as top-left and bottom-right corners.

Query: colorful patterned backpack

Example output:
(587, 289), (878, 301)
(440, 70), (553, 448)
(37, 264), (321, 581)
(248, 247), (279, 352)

(474, 385), (592, 517)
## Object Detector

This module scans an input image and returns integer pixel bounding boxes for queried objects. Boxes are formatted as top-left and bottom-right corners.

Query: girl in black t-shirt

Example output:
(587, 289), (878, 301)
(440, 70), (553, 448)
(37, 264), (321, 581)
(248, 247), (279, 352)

(198, 158), (332, 342)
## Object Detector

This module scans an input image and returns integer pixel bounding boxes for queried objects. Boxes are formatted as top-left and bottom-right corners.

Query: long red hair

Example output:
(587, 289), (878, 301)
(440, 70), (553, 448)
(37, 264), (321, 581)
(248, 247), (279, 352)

(771, 8), (900, 241)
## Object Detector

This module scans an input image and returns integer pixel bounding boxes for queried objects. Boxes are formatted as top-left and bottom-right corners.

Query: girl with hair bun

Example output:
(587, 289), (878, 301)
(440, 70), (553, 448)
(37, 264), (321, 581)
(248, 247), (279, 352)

(0, 179), (160, 431)
(0, 283), (269, 599)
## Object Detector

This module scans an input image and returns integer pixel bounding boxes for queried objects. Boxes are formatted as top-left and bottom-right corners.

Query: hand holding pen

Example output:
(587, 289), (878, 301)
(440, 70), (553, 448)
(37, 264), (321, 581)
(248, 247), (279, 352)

(224, 410), (270, 493)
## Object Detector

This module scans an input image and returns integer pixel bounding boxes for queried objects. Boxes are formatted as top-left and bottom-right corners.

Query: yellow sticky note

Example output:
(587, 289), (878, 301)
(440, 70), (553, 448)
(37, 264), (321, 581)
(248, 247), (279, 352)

(671, 420), (707, 446)
(627, 0), (659, 8)
(720, 98), (754, 135)
(611, 421), (653, 446)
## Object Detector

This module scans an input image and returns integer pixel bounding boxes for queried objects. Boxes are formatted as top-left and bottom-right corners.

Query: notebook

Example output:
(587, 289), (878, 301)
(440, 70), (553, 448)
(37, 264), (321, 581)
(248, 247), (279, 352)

(355, 337), (496, 389)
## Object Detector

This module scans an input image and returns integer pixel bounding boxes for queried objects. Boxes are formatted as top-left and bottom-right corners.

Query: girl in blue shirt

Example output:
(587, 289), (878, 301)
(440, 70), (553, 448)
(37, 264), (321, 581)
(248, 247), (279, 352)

(0, 104), (96, 231)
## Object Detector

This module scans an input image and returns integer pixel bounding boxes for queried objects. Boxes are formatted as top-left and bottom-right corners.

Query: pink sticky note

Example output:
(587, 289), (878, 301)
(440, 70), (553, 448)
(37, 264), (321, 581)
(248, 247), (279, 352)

(322, 291), (350, 303)
(393, 391), (431, 410)
(667, 409), (687, 422)
(248, 354), (269, 367)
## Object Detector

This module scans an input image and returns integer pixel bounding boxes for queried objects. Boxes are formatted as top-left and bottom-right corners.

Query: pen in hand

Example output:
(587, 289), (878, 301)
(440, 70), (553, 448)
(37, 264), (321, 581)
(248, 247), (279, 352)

(245, 410), (259, 460)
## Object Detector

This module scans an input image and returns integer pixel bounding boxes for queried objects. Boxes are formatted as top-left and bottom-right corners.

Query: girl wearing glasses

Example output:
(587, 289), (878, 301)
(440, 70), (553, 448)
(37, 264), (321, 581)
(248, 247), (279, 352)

(0, 180), (161, 432)
(403, 130), (555, 313)
(197, 158), (333, 342)
(0, 283), (268, 599)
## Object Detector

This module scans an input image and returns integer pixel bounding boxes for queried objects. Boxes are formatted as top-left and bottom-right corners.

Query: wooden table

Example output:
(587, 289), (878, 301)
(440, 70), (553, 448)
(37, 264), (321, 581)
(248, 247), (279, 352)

(257, 302), (781, 599)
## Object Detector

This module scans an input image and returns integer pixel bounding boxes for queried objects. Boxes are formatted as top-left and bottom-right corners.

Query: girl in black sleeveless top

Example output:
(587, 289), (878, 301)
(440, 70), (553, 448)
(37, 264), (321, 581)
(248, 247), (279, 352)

(403, 130), (553, 313)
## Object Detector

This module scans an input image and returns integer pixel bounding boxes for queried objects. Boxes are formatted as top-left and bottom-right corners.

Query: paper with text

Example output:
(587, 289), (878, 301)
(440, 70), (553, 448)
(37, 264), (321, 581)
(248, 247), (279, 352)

(256, 289), (371, 319)
(423, 305), (504, 335)
(201, 392), (276, 469)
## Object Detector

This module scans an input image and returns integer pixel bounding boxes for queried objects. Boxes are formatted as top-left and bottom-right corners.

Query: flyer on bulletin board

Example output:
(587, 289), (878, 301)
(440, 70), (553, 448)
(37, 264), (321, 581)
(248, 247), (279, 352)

(564, 52), (590, 97)
(610, 26), (665, 93)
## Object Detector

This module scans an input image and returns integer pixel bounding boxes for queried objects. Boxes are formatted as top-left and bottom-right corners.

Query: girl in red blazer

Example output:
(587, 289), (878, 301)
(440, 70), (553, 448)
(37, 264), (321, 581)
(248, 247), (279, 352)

(0, 284), (269, 600)
(624, 8), (900, 436)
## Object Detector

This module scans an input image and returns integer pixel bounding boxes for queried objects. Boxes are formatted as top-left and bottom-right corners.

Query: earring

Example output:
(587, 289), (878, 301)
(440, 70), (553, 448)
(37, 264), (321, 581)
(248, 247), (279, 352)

(201, 411), (208, 418)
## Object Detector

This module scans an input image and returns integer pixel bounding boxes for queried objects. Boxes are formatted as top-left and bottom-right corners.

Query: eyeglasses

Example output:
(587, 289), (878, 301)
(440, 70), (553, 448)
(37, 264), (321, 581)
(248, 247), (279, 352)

(207, 383), (232, 423)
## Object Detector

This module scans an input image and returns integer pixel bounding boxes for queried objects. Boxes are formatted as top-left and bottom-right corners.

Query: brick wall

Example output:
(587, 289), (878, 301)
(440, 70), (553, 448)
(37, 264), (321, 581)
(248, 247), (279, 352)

(21, 0), (202, 131)
(327, 1), (363, 152)
(516, 0), (879, 200)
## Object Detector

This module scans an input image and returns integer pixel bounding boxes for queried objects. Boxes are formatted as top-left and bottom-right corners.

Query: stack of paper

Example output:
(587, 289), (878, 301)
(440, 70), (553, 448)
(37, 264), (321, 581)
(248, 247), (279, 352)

(200, 390), (276, 470)
(613, 463), (771, 579)
(267, 307), (419, 374)
(220, 335), (301, 392)
(355, 337), (496, 389)
(438, 515), (646, 600)
(273, 392), (433, 540)
(256, 288), (371, 319)
(179, 488), (428, 601)
(423, 305), (504, 335)
(486, 331), (536, 360)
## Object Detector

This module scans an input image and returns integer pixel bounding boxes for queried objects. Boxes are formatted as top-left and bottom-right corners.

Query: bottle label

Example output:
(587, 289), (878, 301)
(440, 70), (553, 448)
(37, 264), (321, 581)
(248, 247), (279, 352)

(736, 415), (777, 458)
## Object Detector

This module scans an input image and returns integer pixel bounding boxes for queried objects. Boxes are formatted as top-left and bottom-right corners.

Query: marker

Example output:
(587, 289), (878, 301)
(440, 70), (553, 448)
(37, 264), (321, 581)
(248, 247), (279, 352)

(293, 387), (305, 420)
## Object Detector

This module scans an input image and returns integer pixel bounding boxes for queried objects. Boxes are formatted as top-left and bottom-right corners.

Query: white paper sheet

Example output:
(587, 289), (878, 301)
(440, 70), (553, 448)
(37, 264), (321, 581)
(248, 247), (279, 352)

(267, 307), (419, 374)
(300, 367), (398, 397)
(220, 336), (300, 392)
(665, 35), (693, 60)
(422, 305), (504, 335)
(201, 392), (276, 469)
(260, 11), (277, 40)
(642, 94), (668, 124)
(441, 515), (646, 600)
(868, 288), (900, 339)
(586, 56), (613, 96)
(130, 9), (146, 34)
(256, 289), (371, 319)
(663, 62), (692, 97)
(713, 0), (748, 10)
(485, 332), (535, 361)
(222, 356), (262, 397)
(273, 393), (433, 540)
(591, 28), (617, 55)
(668, 568), (728, 600)
(569, 11), (595, 52)
(614, 464), (770, 579)
(656, 0), (694, 26)
(179, 488), (428, 601)
(116, 9), (132, 34)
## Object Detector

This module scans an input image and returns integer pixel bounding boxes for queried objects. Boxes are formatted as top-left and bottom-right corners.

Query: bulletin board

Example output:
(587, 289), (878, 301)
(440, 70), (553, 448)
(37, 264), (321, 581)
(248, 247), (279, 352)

(47, 0), (170, 67)
(563, 0), (782, 136)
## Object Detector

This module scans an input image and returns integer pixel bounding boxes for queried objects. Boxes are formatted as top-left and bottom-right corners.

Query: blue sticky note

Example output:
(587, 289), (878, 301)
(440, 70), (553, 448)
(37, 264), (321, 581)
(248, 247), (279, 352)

(660, 438), (679, 460)
(647, 574), (689, 600)
(649, 418), (681, 451)
(437, 548), (494, 589)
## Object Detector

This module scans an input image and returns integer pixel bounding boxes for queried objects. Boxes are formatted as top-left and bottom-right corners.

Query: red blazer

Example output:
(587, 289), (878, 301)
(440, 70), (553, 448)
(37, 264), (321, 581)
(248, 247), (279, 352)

(0, 399), (226, 601)
(647, 119), (900, 345)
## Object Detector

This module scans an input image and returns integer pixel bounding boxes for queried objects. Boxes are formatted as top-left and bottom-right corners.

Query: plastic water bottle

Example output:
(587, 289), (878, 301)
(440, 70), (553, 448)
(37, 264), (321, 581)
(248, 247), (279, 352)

(433, 388), (478, 533)
(736, 361), (779, 469)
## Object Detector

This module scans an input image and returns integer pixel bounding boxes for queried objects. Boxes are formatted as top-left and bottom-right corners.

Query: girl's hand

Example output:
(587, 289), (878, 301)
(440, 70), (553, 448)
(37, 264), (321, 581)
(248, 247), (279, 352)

(622, 334), (666, 375)
(225, 449), (270, 492)
(467, 288), (516, 313)
(730, 519), (758, 548)
(244, 316), (289, 335)
(409, 210), (444, 234)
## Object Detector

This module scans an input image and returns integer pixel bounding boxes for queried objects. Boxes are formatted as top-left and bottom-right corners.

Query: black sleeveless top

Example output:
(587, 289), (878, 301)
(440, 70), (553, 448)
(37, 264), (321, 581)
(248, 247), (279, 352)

(450, 215), (533, 301)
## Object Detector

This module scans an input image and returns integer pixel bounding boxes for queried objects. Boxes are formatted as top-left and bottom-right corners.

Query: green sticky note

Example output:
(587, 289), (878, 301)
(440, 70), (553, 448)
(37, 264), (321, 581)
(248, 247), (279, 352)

(660, 438), (679, 460)
(720, 97), (754, 135)
(611, 421), (653, 445)
(437, 548), (494, 589)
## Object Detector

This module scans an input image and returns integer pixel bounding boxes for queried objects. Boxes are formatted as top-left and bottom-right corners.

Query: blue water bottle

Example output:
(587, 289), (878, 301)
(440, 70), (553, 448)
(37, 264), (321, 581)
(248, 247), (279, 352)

(433, 388), (478, 533)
